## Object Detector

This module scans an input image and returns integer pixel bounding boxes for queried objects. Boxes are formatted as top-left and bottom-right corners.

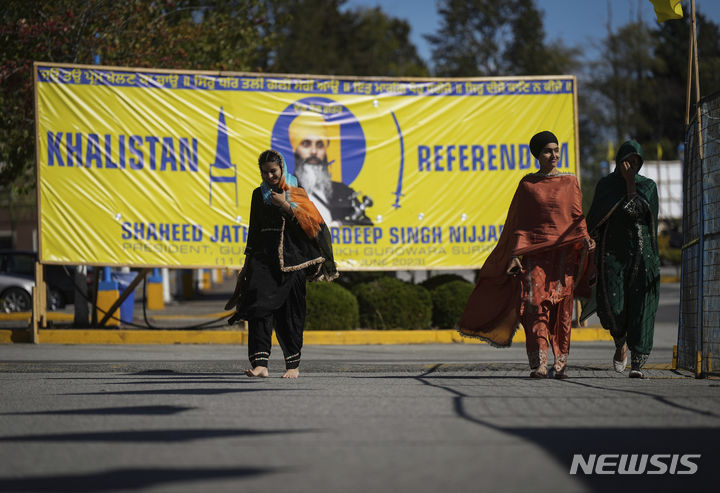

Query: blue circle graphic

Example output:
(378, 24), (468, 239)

(271, 97), (366, 185)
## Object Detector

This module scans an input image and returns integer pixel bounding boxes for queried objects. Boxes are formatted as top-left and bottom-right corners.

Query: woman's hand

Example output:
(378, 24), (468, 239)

(224, 266), (248, 311)
(619, 160), (637, 198)
(269, 190), (286, 208)
(270, 190), (293, 215)
(619, 160), (635, 180)
(584, 237), (596, 252)
(506, 256), (522, 276)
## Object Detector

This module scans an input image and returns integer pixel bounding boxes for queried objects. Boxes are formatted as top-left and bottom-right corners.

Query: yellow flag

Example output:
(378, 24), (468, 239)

(607, 140), (615, 162)
(649, 0), (684, 23)
(657, 142), (663, 161)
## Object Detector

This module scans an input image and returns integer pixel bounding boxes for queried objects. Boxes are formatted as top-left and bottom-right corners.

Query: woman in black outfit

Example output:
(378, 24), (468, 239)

(226, 149), (337, 378)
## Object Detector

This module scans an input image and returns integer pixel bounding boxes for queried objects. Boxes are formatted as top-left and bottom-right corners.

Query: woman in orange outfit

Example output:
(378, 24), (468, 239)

(459, 131), (595, 379)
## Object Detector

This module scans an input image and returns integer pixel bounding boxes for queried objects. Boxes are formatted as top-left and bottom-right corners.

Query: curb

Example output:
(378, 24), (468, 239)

(0, 311), (233, 323)
(0, 327), (612, 345)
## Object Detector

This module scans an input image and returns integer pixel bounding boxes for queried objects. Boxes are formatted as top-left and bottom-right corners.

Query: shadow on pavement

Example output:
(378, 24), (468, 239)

(563, 379), (720, 419)
(0, 466), (275, 492)
(504, 427), (717, 492)
(414, 366), (719, 492)
(105, 379), (261, 385)
(0, 428), (312, 443)
(46, 373), (252, 380)
(64, 387), (305, 396)
(0, 405), (196, 416)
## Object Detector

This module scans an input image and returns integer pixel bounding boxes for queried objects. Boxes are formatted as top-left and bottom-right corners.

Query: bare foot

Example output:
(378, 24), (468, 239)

(282, 368), (299, 379)
(245, 367), (269, 378)
(614, 344), (627, 362)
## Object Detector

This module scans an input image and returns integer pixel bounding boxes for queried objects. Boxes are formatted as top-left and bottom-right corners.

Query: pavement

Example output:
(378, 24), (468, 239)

(0, 343), (718, 493)
(1, 269), (718, 493)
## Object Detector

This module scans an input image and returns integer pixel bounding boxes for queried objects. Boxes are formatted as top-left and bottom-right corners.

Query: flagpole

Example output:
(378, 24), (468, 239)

(684, 2), (693, 127)
(689, 0), (705, 376)
(692, 0), (702, 160)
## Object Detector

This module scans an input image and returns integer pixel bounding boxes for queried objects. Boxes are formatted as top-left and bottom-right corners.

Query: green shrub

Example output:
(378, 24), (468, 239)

(305, 282), (359, 330)
(420, 273), (468, 291)
(336, 271), (392, 290)
(430, 280), (474, 329)
(352, 277), (431, 329)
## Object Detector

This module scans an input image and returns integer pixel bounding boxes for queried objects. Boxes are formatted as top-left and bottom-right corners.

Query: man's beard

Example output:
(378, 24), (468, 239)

(295, 156), (332, 199)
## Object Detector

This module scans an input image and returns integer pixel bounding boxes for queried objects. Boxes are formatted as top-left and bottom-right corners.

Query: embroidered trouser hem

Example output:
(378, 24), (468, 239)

(247, 300), (304, 370)
(631, 352), (649, 370)
(522, 297), (573, 372)
(284, 353), (301, 370)
(528, 350), (548, 372)
(249, 352), (270, 368)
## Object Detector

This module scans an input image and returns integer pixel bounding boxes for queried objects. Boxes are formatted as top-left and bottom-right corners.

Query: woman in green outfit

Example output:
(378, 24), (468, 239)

(585, 140), (660, 378)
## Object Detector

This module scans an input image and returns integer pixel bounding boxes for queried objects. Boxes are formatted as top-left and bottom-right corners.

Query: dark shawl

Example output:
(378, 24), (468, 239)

(225, 187), (337, 316)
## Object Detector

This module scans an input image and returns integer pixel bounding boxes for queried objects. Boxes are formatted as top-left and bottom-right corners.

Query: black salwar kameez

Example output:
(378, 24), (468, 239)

(232, 187), (336, 370)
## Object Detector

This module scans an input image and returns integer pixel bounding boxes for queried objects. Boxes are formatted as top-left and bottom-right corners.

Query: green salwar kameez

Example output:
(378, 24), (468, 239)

(584, 169), (660, 370)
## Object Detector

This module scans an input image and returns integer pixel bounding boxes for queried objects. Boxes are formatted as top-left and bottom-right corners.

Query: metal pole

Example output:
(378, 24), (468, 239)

(690, 0), (705, 376)
(684, 12), (693, 127)
(97, 268), (151, 327)
(73, 265), (89, 327)
(31, 262), (45, 343)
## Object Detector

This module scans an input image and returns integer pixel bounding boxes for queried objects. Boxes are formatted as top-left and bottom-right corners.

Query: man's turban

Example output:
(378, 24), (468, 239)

(289, 112), (329, 151)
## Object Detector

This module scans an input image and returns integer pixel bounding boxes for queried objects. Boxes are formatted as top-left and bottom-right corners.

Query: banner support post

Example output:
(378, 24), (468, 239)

(97, 268), (151, 327)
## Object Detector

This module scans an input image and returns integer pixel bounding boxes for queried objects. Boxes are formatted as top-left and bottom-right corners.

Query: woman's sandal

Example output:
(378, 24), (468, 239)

(613, 355), (628, 373)
(613, 345), (628, 373)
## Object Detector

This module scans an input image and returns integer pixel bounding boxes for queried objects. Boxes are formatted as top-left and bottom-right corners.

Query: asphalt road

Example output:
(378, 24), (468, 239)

(1, 339), (719, 493)
(3, 281), (717, 493)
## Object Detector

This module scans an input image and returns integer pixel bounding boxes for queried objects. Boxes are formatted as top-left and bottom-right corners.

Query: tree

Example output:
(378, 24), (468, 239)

(267, 0), (347, 75)
(651, 11), (720, 159)
(426, 0), (579, 77)
(341, 7), (429, 77)
(0, 0), (277, 193)
(504, 0), (581, 76)
(587, 22), (658, 153)
(426, 0), (510, 76)
(584, 12), (720, 162)
(268, 0), (428, 76)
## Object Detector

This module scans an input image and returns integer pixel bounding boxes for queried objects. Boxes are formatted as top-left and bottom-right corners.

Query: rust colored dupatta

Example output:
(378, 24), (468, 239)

(458, 173), (591, 346)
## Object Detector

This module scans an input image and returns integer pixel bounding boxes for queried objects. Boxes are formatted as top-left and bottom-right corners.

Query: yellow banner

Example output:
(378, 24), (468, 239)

(35, 63), (578, 270)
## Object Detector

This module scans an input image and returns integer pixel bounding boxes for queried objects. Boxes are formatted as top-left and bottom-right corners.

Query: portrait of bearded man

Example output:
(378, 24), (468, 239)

(289, 112), (373, 226)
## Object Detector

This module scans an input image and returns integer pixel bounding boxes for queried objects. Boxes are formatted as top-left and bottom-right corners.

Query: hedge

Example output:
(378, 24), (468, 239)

(305, 282), (359, 330)
(430, 279), (474, 329)
(420, 273), (468, 291)
(335, 271), (391, 290)
(352, 277), (432, 329)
